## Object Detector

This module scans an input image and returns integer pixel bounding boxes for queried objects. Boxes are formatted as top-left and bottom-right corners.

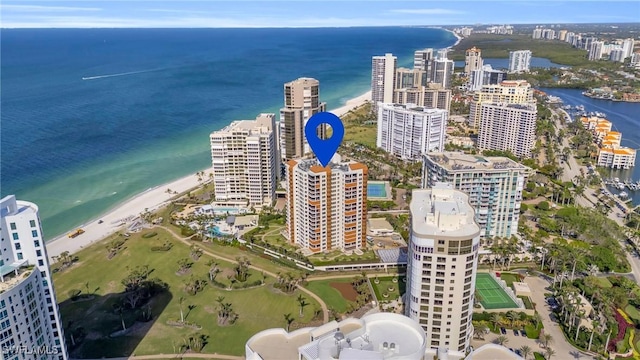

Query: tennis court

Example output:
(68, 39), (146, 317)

(476, 273), (519, 309)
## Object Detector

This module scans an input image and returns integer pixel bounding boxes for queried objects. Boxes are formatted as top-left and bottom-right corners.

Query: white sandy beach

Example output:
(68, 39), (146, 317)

(45, 91), (372, 261)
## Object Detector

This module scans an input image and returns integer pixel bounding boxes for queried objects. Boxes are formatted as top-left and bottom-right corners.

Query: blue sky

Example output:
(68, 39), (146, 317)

(1, 1), (638, 28)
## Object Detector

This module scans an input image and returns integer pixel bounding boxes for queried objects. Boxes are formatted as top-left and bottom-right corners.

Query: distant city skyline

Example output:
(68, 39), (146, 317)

(1, 1), (638, 28)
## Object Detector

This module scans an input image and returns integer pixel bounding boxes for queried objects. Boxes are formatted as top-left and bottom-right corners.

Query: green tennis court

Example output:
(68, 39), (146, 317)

(476, 273), (519, 309)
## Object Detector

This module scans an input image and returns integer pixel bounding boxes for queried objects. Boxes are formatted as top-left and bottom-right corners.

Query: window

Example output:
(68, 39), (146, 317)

(11, 233), (18, 241)
(9, 223), (16, 230)
(14, 244), (21, 250)
(34, 240), (40, 247)
(17, 253), (23, 260)
(29, 220), (36, 227)
(36, 250), (42, 257)
(31, 230), (38, 238)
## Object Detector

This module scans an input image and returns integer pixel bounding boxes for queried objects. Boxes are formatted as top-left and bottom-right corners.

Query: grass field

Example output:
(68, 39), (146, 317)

(498, 273), (520, 287)
(341, 102), (377, 149)
(370, 275), (406, 302)
(305, 278), (354, 313)
(625, 305), (640, 321)
(53, 229), (319, 357)
(475, 273), (519, 310)
(595, 277), (613, 288)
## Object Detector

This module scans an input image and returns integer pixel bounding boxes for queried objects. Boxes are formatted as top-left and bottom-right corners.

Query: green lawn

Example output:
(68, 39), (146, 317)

(305, 278), (353, 313)
(518, 295), (534, 310)
(341, 103), (377, 149)
(625, 305), (640, 321)
(53, 229), (319, 357)
(498, 273), (520, 287)
(595, 277), (613, 288)
(370, 275), (406, 302)
(308, 249), (379, 266)
(534, 353), (545, 360)
(525, 322), (543, 339)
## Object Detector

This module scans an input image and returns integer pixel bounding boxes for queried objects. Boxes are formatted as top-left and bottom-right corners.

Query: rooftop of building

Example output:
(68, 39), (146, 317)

(0, 195), (38, 218)
(467, 343), (523, 359)
(285, 77), (319, 86)
(379, 103), (448, 114)
(425, 152), (529, 172)
(498, 79), (531, 87)
(410, 183), (480, 238)
(246, 313), (426, 360)
(212, 114), (275, 135)
(292, 154), (367, 175)
(0, 263), (34, 293)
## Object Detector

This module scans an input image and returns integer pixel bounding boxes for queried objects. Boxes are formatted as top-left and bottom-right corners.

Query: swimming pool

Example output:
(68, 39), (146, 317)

(367, 182), (387, 198)
(209, 225), (232, 236)
(212, 207), (245, 215)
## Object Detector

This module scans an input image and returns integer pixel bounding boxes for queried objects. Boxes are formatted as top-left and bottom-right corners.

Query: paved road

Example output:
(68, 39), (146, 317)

(525, 276), (597, 360)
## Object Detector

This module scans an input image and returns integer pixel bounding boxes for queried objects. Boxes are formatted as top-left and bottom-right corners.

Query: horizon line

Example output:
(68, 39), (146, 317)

(2, 21), (640, 30)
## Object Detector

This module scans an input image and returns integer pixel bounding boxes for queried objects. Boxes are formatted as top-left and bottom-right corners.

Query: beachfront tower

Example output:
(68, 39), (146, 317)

(429, 50), (454, 89)
(414, 48), (434, 72)
(279, 77), (327, 160)
(285, 155), (367, 255)
(0, 195), (68, 359)
(371, 53), (397, 112)
(405, 183), (480, 357)
(477, 102), (537, 158)
(210, 114), (278, 209)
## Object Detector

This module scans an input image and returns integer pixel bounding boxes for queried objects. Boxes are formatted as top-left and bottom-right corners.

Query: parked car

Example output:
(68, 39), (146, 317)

(520, 329), (527, 337)
(513, 329), (519, 336)
(500, 327), (507, 335)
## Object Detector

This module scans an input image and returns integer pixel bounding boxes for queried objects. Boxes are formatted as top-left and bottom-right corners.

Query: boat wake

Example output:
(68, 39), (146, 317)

(81, 68), (160, 80)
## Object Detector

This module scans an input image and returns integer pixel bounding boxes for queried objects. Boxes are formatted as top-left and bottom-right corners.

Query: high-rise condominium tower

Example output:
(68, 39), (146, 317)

(430, 50), (454, 89)
(393, 68), (451, 112)
(508, 50), (532, 73)
(464, 47), (483, 75)
(405, 183), (480, 356)
(477, 102), (537, 158)
(285, 155), (367, 254)
(377, 103), (447, 160)
(468, 80), (535, 129)
(210, 114), (278, 208)
(422, 152), (530, 240)
(414, 48), (434, 73)
(371, 53), (397, 112)
(279, 77), (326, 160)
(0, 195), (68, 359)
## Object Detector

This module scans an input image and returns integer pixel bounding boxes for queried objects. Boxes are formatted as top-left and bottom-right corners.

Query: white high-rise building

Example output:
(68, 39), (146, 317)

(430, 50), (454, 89)
(588, 41), (604, 61)
(414, 48), (434, 72)
(631, 52), (640, 69)
(371, 53), (397, 111)
(467, 65), (508, 92)
(469, 80), (535, 129)
(477, 102), (537, 158)
(508, 50), (532, 73)
(622, 38), (635, 59)
(610, 48), (626, 62)
(422, 152), (530, 239)
(210, 114), (278, 208)
(532, 28), (543, 39)
(405, 183), (480, 356)
(377, 103), (447, 160)
(285, 155), (367, 254)
(0, 195), (68, 359)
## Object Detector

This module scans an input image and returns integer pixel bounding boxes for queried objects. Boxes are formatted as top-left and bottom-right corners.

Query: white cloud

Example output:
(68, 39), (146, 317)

(391, 8), (465, 15)
(1, 5), (102, 12)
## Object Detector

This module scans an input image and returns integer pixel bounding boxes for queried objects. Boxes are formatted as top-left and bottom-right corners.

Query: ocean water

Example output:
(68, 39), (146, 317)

(1, 27), (456, 239)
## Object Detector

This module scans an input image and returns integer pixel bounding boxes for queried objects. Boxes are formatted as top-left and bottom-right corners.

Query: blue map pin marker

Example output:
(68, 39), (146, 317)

(304, 112), (344, 167)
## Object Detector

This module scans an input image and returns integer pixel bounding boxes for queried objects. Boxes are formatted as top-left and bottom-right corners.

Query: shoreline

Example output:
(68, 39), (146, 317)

(430, 27), (462, 49)
(45, 90), (372, 261)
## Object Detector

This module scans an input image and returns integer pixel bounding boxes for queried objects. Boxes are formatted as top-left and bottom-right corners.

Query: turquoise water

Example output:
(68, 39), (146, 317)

(1, 28), (456, 239)
(368, 183), (387, 198)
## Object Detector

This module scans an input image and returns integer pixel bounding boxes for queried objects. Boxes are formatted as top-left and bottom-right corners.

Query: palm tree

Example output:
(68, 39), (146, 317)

(496, 335), (509, 346)
(490, 313), (502, 330)
(540, 333), (553, 349)
(544, 347), (556, 359)
(506, 311), (519, 328)
(520, 345), (532, 360)
(284, 313), (294, 332)
(588, 320), (599, 352)
(297, 294), (308, 317)
(473, 323), (488, 340)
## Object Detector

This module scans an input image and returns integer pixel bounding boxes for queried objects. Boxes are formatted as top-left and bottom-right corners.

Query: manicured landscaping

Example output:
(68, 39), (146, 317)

(594, 276), (613, 288)
(625, 305), (640, 321)
(525, 322), (543, 339)
(370, 275), (405, 302)
(498, 272), (520, 287)
(305, 278), (353, 313)
(341, 103), (377, 149)
(53, 229), (320, 357)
